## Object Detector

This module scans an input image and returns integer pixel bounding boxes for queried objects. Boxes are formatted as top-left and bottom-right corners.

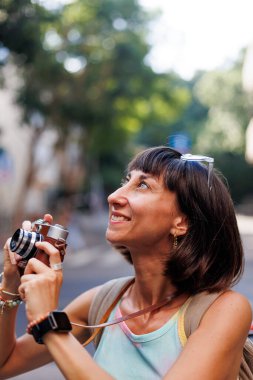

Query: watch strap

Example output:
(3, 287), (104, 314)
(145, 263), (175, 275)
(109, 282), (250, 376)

(31, 311), (72, 344)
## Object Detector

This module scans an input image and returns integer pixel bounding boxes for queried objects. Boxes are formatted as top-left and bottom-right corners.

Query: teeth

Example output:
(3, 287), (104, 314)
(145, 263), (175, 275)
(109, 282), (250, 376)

(111, 215), (128, 221)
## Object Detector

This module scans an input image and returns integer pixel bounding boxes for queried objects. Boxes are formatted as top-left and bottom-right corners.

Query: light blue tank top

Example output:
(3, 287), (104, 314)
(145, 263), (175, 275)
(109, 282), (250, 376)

(94, 298), (190, 379)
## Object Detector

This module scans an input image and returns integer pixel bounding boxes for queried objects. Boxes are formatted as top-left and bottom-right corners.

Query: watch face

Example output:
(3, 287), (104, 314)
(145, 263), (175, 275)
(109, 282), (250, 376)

(49, 311), (72, 331)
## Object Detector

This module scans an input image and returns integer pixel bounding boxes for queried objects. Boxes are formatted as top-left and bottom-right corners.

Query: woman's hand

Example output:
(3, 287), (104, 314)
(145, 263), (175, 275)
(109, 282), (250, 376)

(18, 240), (63, 322)
(1, 220), (32, 293)
(1, 239), (21, 297)
(1, 214), (53, 291)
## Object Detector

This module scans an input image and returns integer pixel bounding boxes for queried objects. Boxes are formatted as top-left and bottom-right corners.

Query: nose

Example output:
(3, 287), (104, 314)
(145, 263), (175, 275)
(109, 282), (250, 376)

(107, 186), (128, 207)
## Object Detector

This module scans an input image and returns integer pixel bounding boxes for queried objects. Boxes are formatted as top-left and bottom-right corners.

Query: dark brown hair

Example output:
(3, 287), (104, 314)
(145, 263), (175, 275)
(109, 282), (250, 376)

(116, 146), (244, 294)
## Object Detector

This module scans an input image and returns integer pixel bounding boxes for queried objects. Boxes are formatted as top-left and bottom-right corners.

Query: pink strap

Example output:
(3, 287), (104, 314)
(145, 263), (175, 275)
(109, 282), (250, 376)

(71, 279), (176, 347)
(73, 293), (176, 330)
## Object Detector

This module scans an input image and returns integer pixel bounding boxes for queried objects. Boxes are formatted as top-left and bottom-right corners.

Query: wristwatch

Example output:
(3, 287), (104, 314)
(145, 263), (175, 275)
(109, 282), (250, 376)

(31, 311), (72, 344)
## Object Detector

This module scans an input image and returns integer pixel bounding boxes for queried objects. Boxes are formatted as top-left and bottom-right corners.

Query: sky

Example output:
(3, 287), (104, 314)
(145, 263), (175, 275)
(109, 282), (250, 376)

(139, 0), (253, 79)
(37, 0), (253, 80)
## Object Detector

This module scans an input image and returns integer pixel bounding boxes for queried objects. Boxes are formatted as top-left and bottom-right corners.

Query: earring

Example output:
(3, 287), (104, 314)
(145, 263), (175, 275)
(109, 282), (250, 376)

(173, 234), (178, 249)
(173, 234), (177, 249)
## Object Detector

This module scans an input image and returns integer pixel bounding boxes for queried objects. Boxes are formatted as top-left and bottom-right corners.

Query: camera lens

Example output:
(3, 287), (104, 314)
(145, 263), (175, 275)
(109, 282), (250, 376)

(10, 229), (43, 260)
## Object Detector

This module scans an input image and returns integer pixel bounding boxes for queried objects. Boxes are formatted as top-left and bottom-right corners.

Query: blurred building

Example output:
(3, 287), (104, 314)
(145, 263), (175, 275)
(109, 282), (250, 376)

(0, 63), (32, 216)
(242, 43), (253, 164)
(0, 63), (85, 231)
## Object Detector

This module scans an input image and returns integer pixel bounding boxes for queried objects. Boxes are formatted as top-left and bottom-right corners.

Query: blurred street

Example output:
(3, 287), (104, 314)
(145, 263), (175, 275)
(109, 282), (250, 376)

(1, 211), (253, 380)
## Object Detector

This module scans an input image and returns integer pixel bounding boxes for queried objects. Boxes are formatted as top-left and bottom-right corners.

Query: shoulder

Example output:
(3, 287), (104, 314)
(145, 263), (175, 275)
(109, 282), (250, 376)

(165, 291), (252, 379)
(202, 290), (252, 321)
(197, 290), (252, 344)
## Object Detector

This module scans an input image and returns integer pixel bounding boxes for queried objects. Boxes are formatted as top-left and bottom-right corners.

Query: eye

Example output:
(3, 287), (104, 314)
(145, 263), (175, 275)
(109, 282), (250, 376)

(138, 181), (149, 189)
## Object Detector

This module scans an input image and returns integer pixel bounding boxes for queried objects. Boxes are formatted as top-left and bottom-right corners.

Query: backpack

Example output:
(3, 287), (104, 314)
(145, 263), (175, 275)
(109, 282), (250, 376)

(87, 276), (253, 380)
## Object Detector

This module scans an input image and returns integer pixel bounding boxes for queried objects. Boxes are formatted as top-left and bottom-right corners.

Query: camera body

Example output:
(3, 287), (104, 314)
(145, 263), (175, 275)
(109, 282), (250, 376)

(10, 219), (69, 266)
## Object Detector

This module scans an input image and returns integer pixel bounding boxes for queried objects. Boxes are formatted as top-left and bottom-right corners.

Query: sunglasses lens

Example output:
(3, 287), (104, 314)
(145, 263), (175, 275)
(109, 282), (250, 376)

(180, 154), (214, 190)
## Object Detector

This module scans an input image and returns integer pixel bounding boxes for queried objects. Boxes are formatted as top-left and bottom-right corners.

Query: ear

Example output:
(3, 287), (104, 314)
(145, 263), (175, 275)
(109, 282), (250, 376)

(170, 215), (188, 237)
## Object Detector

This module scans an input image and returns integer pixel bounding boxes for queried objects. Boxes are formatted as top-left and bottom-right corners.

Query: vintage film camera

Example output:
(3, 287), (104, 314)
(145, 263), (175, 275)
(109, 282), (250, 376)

(10, 219), (69, 267)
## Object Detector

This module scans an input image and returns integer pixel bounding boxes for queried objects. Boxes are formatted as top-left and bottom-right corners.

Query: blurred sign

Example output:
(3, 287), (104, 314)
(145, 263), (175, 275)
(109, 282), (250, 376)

(0, 147), (14, 182)
(168, 133), (191, 153)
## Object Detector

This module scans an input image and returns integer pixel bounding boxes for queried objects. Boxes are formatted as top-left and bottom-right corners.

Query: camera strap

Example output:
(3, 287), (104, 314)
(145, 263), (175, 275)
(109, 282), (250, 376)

(55, 239), (67, 258)
(70, 279), (177, 347)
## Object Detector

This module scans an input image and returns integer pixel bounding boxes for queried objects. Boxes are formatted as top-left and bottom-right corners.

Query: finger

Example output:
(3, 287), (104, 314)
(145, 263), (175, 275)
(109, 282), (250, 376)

(43, 214), (53, 223)
(18, 284), (27, 301)
(22, 220), (32, 231)
(8, 250), (18, 265)
(3, 238), (11, 251)
(20, 272), (38, 283)
(3, 238), (17, 265)
(35, 241), (63, 270)
(23, 257), (50, 275)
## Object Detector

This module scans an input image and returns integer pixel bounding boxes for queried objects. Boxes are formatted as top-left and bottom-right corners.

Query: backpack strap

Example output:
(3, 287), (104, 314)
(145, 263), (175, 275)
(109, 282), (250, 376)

(88, 283), (221, 348)
(241, 339), (253, 379)
(87, 276), (135, 347)
(184, 291), (222, 339)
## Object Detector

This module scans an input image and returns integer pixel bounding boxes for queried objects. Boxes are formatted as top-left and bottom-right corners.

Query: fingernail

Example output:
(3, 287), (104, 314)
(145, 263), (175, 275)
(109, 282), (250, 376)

(22, 221), (32, 230)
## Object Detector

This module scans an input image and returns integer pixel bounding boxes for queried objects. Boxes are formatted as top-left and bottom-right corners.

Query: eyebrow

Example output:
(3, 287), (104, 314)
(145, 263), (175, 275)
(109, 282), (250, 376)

(126, 173), (157, 181)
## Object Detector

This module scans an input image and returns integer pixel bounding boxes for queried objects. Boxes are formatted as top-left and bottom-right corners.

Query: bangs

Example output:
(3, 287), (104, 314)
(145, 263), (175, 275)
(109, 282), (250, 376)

(127, 146), (212, 199)
(127, 146), (182, 179)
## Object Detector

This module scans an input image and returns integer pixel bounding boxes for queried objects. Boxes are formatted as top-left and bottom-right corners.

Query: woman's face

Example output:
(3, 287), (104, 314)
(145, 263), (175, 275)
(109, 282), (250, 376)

(106, 169), (184, 251)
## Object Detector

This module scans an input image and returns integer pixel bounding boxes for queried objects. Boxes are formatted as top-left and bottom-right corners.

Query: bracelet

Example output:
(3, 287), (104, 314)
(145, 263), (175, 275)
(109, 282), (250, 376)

(0, 272), (20, 297)
(0, 295), (22, 314)
(27, 312), (49, 334)
(0, 287), (20, 297)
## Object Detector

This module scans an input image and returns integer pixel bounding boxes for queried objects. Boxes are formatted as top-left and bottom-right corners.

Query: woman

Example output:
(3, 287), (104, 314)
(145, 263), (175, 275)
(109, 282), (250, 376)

(0, 146), (251, 379)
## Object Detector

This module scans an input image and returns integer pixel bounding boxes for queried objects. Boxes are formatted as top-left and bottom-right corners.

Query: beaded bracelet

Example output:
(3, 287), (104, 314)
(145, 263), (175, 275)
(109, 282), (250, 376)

(0, 295), (22, 314)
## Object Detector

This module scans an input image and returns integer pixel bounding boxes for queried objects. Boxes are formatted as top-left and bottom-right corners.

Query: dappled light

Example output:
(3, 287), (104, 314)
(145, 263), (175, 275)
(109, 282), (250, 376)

(0, 0), (252, 240)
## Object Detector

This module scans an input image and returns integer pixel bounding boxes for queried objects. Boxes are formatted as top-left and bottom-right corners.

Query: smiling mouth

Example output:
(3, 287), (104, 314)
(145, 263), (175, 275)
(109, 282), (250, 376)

(111, 215), (130, 222)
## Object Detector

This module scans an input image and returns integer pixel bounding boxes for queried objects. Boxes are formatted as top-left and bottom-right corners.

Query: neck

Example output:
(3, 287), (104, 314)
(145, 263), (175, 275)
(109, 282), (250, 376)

(128, 248), (178, 306)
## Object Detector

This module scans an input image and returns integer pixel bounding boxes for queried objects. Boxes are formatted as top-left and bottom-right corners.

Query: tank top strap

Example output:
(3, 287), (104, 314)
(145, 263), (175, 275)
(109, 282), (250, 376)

(177, 297), (193, 346)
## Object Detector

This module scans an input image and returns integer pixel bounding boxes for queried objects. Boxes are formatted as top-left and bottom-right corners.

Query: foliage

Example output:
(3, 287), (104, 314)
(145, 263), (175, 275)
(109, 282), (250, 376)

(135, 74), (191, 147)
(193, 59), (251, 154)
(191, 59), (253, 203)
(0, 0), (55, 64)
(150, 73), (209, 150)
(0, 0), (190, 195)
(214, 151), (253, 204)
(1, 1), (252, 204)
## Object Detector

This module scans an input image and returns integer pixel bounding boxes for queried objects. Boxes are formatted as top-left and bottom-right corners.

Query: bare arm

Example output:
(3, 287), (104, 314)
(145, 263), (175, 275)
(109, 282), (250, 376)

(0, 240), (23, 369)
(43, 331), (114, 380)
(0, 228), (103, 378)
(164, 291), (252, 380)
(0, 283), (101, 378)
(0, 217), (53, 370)
(13, 239), (116, 380)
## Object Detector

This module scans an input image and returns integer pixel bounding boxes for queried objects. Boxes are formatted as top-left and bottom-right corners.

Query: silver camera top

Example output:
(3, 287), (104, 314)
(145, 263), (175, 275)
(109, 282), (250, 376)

(33, 219), (69, 242)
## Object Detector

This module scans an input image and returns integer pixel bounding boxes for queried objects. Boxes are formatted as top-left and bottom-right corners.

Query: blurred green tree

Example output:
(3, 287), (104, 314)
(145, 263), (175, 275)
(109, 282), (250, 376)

(193, 56), (251, 154)
(192, 56), (253, 203)
(0, 0), (190, 197)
